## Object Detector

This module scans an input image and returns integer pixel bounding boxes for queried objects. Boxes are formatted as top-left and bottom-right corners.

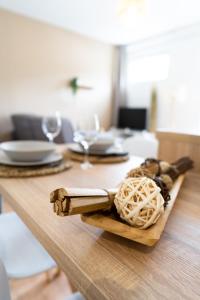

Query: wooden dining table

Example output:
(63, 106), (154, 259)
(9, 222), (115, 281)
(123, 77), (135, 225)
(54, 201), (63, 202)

(0, 153), (200, 300)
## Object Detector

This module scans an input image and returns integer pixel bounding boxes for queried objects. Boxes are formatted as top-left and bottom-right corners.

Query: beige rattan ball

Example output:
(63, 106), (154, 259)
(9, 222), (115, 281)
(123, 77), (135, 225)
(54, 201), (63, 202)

(114, 177), (164, 229)
(127, 166), (154, 179)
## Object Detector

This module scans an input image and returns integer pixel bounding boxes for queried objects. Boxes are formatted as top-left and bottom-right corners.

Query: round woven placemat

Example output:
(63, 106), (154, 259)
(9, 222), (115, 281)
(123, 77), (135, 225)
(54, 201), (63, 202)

(0, 159), (72, 178)
(67, 150), (129, 164)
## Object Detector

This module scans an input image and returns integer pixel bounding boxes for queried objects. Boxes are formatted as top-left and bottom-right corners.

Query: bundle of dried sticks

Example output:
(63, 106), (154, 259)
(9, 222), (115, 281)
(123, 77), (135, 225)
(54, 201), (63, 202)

(50, 188), (117, 216)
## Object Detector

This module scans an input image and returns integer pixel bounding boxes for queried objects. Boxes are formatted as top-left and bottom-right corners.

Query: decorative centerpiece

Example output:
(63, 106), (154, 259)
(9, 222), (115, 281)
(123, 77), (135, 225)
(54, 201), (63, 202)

(50, 156), (193, 245)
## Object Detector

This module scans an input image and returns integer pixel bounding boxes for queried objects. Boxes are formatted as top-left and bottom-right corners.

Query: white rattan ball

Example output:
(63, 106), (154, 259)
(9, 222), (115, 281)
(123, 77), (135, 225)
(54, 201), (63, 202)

(114, 177), (164, 229)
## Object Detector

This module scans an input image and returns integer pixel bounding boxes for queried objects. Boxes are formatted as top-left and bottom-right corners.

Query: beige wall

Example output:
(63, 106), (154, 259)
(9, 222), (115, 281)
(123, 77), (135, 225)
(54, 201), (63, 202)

(0, 9), (114, 134)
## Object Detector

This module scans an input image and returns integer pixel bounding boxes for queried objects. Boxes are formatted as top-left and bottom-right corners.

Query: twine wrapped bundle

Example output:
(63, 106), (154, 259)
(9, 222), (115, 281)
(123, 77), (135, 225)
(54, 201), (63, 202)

(114, 177), (164, 229)
(50, 188), (116, 216)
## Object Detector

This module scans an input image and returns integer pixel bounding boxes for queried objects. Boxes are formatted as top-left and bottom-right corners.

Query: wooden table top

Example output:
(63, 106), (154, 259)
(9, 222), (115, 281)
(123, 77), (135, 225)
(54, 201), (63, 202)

(0, 154), (200, 300)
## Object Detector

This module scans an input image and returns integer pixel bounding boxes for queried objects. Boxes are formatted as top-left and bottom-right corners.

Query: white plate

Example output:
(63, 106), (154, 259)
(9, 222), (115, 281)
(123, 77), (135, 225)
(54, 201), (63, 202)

(0, 141), (56, 162)
(68, 144), (128, 157)
(90, 135), (114, 152)
(0, 151), (63, 167)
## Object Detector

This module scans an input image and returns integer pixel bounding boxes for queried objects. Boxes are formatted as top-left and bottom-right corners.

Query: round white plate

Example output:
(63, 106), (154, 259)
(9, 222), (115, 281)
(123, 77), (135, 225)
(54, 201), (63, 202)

(0, 151), (63, 167)
(0, 141), (56, 162)
(68, 143), (128, 157)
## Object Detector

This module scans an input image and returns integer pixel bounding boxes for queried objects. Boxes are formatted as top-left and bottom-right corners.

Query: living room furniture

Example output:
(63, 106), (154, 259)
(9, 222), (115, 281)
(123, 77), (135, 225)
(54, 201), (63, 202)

(157, 130), (200, 172)
(0, 212), (56, 278)
(0, 258), (84, 300)
(0, 258), (11, 300)
(11, 114), (74, 143)
(0, 146), (199, 299)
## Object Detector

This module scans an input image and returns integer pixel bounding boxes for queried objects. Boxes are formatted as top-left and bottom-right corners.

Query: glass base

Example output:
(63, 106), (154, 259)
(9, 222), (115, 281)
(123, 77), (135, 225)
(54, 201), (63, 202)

(81, 161), (93, 170)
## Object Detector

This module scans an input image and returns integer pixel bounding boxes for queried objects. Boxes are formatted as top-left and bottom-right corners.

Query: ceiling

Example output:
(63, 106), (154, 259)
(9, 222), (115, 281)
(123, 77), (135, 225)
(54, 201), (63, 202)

(1, 0), (200, 45)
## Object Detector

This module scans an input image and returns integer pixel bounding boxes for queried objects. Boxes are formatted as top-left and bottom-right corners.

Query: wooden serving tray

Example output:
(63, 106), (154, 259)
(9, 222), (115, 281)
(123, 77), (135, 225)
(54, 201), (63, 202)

(81, 175), (185, 246)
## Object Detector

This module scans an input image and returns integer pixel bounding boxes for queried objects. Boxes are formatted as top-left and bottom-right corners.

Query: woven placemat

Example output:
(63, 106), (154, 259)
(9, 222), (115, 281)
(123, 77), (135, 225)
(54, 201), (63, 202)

(0, 159), (72, 178)
(67, 150), (129, 164)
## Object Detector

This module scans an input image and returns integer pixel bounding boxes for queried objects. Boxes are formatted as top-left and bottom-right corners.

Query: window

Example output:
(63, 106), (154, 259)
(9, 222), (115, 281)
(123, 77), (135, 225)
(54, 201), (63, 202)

(127, 54), (170, 83)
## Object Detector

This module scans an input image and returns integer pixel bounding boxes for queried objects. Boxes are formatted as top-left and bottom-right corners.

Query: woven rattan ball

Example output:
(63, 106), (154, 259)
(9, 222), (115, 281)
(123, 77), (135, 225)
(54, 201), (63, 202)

(127, 166), (154, 179)
(114, 177), (164, 229)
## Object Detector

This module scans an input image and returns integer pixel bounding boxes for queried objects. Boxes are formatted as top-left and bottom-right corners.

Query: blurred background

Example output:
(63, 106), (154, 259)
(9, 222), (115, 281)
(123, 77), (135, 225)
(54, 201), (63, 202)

(1, 0), (200, 140)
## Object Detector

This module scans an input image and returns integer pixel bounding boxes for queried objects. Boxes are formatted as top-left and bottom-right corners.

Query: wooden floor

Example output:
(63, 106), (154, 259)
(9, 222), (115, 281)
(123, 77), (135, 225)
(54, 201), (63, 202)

(10, 271), (72, 300)
(3, 201), (73, 300)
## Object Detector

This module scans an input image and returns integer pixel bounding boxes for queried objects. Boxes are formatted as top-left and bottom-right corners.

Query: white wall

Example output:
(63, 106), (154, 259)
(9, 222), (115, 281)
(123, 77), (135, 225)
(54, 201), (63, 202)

(125, 24), (200, 134)
(0, 9), (114, 135)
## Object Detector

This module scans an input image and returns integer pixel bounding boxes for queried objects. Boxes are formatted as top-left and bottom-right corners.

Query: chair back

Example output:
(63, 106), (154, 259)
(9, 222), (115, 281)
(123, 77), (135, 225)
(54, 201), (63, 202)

(156, 131), (200, 173)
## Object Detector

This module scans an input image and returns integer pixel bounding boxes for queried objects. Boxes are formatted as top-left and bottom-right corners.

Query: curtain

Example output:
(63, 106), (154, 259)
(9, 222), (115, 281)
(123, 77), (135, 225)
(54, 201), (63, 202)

(111, 46), (127, 126)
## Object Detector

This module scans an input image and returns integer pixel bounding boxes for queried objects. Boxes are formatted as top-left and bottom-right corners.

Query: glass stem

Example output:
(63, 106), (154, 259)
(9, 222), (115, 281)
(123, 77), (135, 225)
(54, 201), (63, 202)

(84, 146), (89, 164)
(48, 136), (54, 143)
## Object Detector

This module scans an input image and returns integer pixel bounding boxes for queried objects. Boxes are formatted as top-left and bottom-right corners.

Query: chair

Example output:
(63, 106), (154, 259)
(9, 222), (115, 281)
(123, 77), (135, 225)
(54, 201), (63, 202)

(156, 130), (200, 173)
(0, 212), (56, 278)
(123, 134), (159, 158)
(0, 258), (11, 300)
(11, 114), (74, 143)
(0, 257), (84, 300)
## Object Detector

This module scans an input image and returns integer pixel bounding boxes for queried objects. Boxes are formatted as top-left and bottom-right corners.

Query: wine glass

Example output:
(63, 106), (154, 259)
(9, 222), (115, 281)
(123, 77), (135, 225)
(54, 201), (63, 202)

(74, 114), (100, 170)
(42, 112), (62, 143)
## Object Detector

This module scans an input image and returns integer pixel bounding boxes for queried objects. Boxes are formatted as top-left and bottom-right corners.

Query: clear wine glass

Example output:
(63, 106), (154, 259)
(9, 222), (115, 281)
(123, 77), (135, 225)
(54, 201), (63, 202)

(42, 111), (62, 143)
(74, 114), (100, 170)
